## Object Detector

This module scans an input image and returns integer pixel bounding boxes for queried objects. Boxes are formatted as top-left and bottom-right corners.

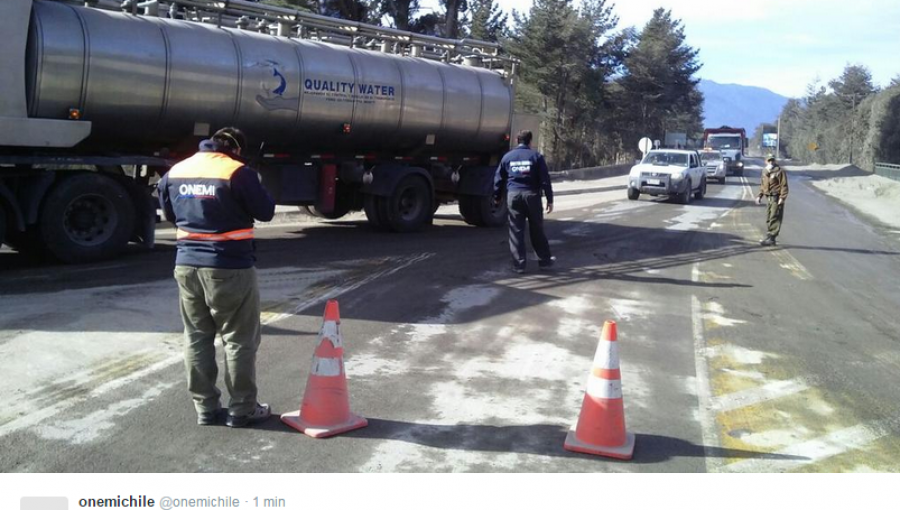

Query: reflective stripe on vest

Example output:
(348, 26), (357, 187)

(168, 152), (245, 180)
(176, 228), (255, 242)
(169, 151), (252, 243)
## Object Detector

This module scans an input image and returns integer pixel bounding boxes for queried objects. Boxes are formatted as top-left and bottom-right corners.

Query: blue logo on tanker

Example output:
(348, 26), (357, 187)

(254, 60), (297, 112)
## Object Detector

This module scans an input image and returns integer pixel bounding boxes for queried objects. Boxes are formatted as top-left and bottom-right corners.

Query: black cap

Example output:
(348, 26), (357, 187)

(212, 127), (247, 153)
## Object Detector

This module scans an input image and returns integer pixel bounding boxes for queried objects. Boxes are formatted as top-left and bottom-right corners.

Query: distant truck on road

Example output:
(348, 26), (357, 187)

(702, 126), (746, 177)
(1, 0), (518, 263)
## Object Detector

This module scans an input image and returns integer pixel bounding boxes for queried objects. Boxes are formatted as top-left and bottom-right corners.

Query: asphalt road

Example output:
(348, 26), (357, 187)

(1, 159), (899, 472)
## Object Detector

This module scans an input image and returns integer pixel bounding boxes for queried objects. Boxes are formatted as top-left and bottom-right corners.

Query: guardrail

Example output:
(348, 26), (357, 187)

(874, 162), (900, 182)
(551, 163), (633, 181)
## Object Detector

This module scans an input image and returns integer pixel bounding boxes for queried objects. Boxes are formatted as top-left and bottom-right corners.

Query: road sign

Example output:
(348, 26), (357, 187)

(638, 137), (652, 154)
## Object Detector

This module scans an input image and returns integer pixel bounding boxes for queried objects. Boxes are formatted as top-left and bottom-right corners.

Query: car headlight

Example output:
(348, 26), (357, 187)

(737, 161), (744, 168)
(670, 172), (684, 182)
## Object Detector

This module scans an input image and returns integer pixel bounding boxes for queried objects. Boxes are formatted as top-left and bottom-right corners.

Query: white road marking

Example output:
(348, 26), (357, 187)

(0, 354), (183, 438)
(724, 419), (897, 473)
(35, 382), (176, 444)
(711, 379), (811, 413)
(267, 253), (435, 324)
(691, 264), (722, 473)
(0, 254), (434, 441)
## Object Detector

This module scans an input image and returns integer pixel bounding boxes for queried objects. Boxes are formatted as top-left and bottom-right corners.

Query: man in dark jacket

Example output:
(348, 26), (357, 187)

(493, 130), (555, 273)
(158, 127), (276, 428)
(756, 155), (789, 246)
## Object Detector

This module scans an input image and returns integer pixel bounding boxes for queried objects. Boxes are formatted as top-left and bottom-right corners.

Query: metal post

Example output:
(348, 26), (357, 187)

(850, 95), (856, 165)
(776, 115), (781, 159)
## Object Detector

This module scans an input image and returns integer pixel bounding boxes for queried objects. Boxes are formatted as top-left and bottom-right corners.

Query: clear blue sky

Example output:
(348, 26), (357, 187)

(422, 0), (900, 98)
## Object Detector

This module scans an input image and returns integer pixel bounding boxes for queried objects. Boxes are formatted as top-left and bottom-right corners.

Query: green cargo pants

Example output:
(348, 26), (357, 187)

(174, 266), (261, 417)
(766, 196), (785, 238)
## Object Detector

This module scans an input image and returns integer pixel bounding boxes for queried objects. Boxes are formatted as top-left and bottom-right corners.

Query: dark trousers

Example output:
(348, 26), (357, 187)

(507, 189), (553, 269)
(766, 196), (785, 238)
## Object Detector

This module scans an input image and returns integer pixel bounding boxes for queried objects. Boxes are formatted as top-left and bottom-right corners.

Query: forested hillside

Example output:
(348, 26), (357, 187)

(776, 66), (900, 168)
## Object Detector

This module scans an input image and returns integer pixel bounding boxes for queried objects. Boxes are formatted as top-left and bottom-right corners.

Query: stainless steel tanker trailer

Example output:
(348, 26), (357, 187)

(0, 0), (520, 263)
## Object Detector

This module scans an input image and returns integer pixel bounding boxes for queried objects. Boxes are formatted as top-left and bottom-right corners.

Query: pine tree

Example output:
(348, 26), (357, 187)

(319, 0), (376, 22)
(441, 0), (468, 38)
(508, 0), (620, 168)
(829, 64), (877, 107)
(467, 0), (507, 41)
(379, 0), (420, 30)
(616, 9), (703, 146)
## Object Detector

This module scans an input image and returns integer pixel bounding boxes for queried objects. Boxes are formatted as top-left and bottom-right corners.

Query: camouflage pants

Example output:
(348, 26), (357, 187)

(766, 196), (785, 238)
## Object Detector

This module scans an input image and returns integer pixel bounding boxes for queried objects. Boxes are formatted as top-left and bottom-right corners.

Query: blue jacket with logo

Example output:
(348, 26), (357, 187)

(158, 140), (276, 269)
(493, 144), (554, 203)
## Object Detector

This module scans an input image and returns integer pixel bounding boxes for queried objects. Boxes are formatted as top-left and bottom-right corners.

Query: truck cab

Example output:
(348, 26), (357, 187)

(702, 126), (746, 177)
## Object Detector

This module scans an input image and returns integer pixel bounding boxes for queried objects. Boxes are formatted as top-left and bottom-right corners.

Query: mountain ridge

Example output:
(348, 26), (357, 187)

(700, 79), (789, 134)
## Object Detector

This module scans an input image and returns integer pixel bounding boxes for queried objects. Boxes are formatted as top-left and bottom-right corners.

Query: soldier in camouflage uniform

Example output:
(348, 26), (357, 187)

(756, 155), (789, 246)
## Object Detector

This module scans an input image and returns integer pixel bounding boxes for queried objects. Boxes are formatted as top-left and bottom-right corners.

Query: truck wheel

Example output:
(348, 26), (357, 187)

(363, 195), (386, 230)
(0, 206), (6, 247)
(39, 173), (135, 263)
(458, 196), (479, 225)
(677, 179), (692, 205)
(627, 187), (640, 200)
(458, 194), (506, 227)
(304, 183), (353, 220)
(694, 177), (706, 200)
(383, 175), (432, 233)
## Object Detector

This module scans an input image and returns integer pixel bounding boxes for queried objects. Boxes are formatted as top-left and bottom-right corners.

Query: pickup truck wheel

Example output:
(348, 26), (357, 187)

(694, 177), (706, 200)
(677, 179), (692, 205)
(384, 175), (432, 232)
(627, 187), (640, 201)
(40, 173), (135, 263)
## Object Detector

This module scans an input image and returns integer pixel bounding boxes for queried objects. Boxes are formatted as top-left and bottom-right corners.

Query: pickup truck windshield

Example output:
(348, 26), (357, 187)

(643, 152), (688, 166)
(700, 151), (722, 163)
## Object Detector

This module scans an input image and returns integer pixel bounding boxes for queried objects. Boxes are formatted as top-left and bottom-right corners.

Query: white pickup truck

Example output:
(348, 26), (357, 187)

(627, 149), (707, 204)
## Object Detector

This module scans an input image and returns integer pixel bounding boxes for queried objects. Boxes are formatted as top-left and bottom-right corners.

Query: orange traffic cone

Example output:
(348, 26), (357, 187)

(564, 320), (635, 459)
(281, 300), (368, 438)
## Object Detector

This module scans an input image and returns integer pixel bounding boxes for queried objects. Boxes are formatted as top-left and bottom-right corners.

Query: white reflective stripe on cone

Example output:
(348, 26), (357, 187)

(320, 321), (343, 348)
(587, 376), (623, 399)
(311, 357), (343, 377)
(592, 340), (620, 370)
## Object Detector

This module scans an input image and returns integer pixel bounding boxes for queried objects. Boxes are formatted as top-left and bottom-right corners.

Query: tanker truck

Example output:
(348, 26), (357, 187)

(0, 0), (519, 263)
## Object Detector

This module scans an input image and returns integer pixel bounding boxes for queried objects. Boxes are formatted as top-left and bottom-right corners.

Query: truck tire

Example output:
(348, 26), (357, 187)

(627, 187), (640, 200)
(677, 179), (692, 205)
(0, 205), (6, 247)
(458, 194), (507, 227)
(363, 194), (387, 230)
(39, 173), (135, 263)
(304, 183), (353, 220)
(458, 196), (479, 225)
(694, 177), (706, 200)
(383, 175), (432, 233)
